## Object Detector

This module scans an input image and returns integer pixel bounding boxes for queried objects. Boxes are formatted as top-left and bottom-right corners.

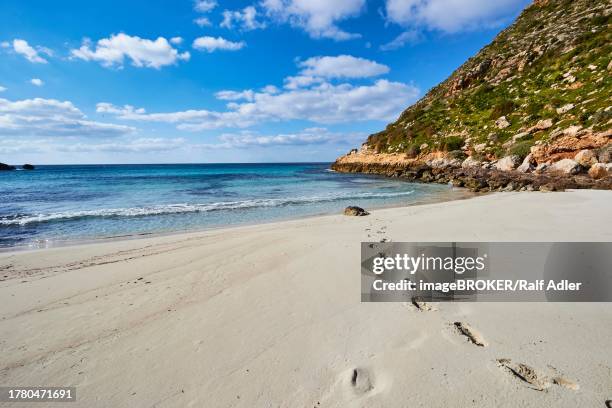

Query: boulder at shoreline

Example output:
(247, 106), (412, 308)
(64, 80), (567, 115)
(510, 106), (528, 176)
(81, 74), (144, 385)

(344, 206), (370, 216)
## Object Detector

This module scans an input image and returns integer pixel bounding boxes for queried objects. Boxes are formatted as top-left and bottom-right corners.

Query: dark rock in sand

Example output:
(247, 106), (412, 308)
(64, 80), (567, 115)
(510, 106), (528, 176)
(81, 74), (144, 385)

(22, 164), (35, 170)
(344, 206), (369, 216)
(0, 163), (16, 171)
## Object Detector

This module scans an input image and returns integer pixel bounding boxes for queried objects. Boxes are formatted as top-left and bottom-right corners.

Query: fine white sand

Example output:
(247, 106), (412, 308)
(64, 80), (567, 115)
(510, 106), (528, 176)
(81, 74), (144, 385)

(1, 190), (611, 407)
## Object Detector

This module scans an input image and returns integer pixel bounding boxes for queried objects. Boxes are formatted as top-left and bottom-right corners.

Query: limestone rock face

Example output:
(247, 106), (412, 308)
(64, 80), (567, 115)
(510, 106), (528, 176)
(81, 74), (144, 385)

(598, 145), (612, 163)
(557, 125), (583, 138)
(473, 143), (487, 153)
(531, 131), (611, 164)
(344, 206), (369, 216)
(495, 155), (521, 171)
(512, 132), (530, 143)
(528, 119), (553, 133)
(516, 154), (535, 173)
(461, 156), (481, 168)
(535, 163), (550, 173)
(573, 150), (597, 167)
(556, 103), (574, 114)
(427, 158), (461, 169)
(588, 163), (609, 179)
(549, 159), (581, 175)
(495, 116), (510, 129)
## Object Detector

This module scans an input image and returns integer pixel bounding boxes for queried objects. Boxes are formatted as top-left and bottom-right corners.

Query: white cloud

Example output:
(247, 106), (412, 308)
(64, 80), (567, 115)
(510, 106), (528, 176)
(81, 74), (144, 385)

(170, 36), (183, 45)
(70, 33), (190, 69)
(380, 30), (422, 50)
(298, 55), (390, 79)
(200, 128), (349, 149)
(221, 6), (266, 30)
(194, 0), (217, 13)
(283, 75), (324, 90)
(98, 79), (419, 130)
(283, 55), (389, 89)
(0, 97), (135, 137)
(0, 129), (356, 155)
(0, 138), (46, 154)
(194, 16), (212, 27)
(215, 90), (255, 101)
(30, 78), (44, 86)
(192, 127), (366, 150)
(232, 80), (419, 124)
(37, 46), (54, 57)
(0, 41), (9, 48)
(0, 137), (185, 154)
(59, 137), (186, 153)
(261, 85), (279, 94)
(385, 0), (525, 34)
(12, 39), (48, 63)
(261, 0), (365, 40)
(0, 86), (6, 92)
(97, 52), (418, 132)
(97, 102), (255, 130)
(192, 36), (246, 52)
(96, 103), (146, 115)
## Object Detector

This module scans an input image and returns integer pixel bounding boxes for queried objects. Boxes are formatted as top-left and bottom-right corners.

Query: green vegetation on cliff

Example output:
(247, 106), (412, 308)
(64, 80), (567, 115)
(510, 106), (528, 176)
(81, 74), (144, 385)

(365, 0), (611, 160)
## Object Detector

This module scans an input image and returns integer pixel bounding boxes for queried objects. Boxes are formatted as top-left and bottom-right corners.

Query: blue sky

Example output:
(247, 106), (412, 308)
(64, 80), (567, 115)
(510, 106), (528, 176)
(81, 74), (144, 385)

(0, 0), (530, 164)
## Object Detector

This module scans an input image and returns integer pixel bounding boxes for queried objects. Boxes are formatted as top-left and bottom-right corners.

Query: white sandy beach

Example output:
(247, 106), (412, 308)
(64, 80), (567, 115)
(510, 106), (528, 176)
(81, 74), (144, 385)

(1, 190), (611, 407)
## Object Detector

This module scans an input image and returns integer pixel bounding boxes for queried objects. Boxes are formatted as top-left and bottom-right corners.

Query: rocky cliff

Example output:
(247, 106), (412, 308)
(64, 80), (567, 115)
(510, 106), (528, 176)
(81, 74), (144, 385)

(333, 0), (612, 191)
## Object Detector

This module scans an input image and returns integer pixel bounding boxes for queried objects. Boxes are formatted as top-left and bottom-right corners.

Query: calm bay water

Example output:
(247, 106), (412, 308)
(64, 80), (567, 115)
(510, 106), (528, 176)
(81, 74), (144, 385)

(0, 163), (467, 248)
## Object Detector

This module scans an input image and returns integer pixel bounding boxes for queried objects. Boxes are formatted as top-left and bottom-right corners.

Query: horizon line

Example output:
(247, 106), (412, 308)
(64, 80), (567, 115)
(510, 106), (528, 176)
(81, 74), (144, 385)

(1, 161), (334, 166)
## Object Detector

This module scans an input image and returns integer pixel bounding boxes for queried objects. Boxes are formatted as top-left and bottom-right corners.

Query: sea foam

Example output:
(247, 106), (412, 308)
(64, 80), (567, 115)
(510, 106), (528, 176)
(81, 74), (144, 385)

(0, 190), (415, 226)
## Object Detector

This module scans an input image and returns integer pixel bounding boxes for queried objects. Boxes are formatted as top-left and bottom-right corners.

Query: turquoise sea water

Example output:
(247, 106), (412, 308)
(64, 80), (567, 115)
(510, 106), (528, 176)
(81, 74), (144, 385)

(0, 163), (467, 248)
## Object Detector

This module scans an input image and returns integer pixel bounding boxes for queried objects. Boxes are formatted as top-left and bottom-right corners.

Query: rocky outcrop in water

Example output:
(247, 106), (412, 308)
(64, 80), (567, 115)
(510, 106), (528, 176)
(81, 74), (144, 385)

(0, 163), (16, 171)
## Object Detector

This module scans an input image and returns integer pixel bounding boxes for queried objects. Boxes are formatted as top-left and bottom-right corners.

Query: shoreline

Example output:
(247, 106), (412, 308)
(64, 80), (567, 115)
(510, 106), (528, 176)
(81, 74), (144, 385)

(0, 185), (478, 253)
(2, 190), (611, 407)
(332, 154), (612, 192)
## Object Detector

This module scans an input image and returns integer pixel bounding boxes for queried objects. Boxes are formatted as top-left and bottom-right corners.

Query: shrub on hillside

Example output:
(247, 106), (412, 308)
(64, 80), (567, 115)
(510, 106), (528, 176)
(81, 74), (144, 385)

(442, 136), (464, 151)
(508, 141), (534, 160)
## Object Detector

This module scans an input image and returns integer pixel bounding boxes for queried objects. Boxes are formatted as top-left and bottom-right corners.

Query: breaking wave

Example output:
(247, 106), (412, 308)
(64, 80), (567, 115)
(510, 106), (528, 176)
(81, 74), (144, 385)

(1, 190), (414, 226)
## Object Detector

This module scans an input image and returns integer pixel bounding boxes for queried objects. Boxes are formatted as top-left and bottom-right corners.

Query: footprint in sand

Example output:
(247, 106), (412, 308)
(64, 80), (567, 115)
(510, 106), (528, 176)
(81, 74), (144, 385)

(349, 368), (374, 395)
(411, 297), (437, 312)
(365, 224), (389, 243)
(454, 322), (487, 347)
(497, 359), (550, 391)
(497, 359), (580, 392)
(552, 376), (579, 391)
